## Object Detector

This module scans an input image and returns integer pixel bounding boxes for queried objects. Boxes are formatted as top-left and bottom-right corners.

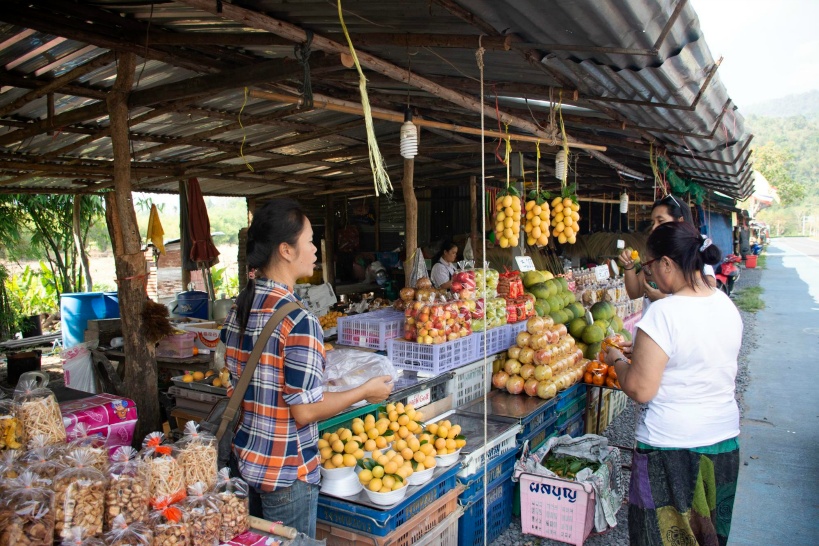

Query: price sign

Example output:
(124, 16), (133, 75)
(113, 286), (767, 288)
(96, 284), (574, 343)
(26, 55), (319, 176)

(594, 264), (610, 282)
(406, 388), (431, 409)
(515, 256), (536, 272)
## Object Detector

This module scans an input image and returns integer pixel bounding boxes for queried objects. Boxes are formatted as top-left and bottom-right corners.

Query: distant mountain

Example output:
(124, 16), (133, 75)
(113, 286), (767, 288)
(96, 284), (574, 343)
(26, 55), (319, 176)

(743, 90), (819, 118)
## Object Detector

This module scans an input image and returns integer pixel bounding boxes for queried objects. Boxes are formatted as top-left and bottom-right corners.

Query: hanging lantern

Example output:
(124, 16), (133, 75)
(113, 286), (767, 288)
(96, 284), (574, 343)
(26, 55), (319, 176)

(399, 109), (418, 159)
(619, 191), (629, 214)
(554, 150), (567, 180)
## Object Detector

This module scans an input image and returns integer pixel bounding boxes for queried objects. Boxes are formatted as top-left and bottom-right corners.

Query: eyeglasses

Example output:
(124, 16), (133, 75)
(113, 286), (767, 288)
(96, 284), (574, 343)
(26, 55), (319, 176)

(642, 258), (658, 276)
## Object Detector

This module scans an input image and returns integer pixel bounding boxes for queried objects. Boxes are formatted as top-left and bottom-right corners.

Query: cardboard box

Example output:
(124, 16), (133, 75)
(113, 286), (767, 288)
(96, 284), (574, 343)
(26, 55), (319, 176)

(179, 323), (221, 350)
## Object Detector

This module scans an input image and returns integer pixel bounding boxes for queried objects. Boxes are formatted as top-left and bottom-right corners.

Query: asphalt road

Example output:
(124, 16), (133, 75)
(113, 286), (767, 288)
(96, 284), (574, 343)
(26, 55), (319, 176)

(729, 238), (819, 545)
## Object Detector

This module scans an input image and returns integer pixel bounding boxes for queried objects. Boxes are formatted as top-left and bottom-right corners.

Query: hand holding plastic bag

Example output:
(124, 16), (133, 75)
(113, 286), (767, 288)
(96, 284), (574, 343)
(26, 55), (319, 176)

(323, 349), (399, 393)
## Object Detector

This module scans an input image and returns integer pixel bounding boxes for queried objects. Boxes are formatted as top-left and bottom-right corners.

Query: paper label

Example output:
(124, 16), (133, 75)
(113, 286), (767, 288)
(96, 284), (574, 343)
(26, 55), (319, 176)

(406, 388), (431, 409)
(515, 256), (536, 272)
(594, 264), (610, 281)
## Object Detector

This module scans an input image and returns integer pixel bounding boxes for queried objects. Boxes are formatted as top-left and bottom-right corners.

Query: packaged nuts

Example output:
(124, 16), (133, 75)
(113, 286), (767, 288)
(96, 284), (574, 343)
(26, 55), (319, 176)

(68, 423), (109, 474)
(0, 448), (24, 496)
(0, 471), (56, 546)
(181, 482), (221, 546)
(105, 447), (150, 532)
(212, 468), (249, 543)
(14, 376), (66, 449)
(54, 449), (108, 540)
(175, 422), (217, 490)
(140, 433), (185, 504)
(20, 442), (68, 483)
(59, 525), (105, 546)
(148, 501), (190, 546)
(103, 514), (153, 546)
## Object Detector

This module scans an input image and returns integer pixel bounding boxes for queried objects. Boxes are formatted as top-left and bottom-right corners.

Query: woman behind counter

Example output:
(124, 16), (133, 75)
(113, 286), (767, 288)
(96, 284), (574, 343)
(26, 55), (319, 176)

(221, 198), (393, 537)
(605, 221), (742, 546)
(430, 240), (458, 289)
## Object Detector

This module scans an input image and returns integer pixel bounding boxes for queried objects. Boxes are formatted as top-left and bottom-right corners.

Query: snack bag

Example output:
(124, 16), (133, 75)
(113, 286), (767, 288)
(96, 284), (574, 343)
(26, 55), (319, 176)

(175, 421), (218, 490)
(140, 432), (185, 505)
(0, 471), (56, 546)
(103, 514), (153, 546)
(14, 375), (66, 448)
(212, 468), (249, 543)
(53, 448), (108, 539)
(182, 482), (222, 546)
(105, 447), (150, 531)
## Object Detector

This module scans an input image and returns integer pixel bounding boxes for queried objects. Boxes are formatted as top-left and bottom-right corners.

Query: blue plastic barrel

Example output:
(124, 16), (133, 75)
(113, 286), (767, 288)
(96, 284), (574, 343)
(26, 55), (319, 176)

(61, 292), (106, 348)
(172, 290), (210, 320)
(103, 291), (120, 318)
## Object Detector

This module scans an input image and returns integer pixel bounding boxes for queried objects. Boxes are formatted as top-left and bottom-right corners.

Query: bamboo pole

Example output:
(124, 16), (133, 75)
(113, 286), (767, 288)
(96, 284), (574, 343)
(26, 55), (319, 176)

(249, 90), (606, 151)
(403, 158), (417, 287)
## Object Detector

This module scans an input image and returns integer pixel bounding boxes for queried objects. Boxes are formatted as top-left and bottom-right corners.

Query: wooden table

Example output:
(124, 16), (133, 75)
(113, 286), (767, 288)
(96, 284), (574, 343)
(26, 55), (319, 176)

(104, 349), (213, 375)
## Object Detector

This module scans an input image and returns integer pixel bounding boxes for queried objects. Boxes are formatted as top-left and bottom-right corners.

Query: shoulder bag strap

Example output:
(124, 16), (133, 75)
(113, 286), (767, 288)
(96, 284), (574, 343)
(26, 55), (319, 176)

(214, 300), (305, 441)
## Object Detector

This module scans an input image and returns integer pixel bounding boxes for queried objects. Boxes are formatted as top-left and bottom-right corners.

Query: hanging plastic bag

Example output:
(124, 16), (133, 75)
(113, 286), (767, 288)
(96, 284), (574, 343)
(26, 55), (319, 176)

(14, 373), (66, 448)
(406, 248), (429, 290)
(61, 341), (99, 394)
(182, 482), (222, 546)
(0, 449), (24, 497)
(175, 421), (218, 489)
(139, 432), (186, 505)
(53, 448), (107, 539)
(0, 471), (56, 546)
(323, 349), (398, 393)
(103, 514), (153, 546)
(105, 447), (150, 532)
(213, 468), (250, 543)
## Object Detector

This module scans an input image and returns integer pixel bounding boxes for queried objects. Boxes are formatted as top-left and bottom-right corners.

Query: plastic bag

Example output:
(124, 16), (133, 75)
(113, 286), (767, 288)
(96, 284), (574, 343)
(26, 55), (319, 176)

(213, 468), (249, 543)
(182, 482), (222, 546)
(323, 349), (398, 393)
(139, 432), (185, 505)
(61, 341), (99, 394)
(405, 248), (429, 290)
(14, 374), (66, 448)
(103, 514), (153, 546)
(105, 447), (150, 532)
(0, 449), (24, 496)
(148, 499), (190, 546)
(21, 440), (68, 482)
(60, 526), (105, 546)
(53, 448), (107, 539)
(0, 398), (23, 450)
(67, 422), (108, 473)
(175, 421), (218, 489)
(0, 471), (56, 546)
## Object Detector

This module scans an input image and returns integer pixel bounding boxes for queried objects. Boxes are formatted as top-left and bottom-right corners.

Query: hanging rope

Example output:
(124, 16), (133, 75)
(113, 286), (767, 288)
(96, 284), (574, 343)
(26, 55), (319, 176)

(475, 35), (490, 546)
(294, 30), (314, 110)
(337, 0), (392, 196)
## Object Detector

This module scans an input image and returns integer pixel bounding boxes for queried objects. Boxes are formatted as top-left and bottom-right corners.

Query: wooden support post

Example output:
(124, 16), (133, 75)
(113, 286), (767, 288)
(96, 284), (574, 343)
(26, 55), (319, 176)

(323, 196), (335, 287)
(403, 158), (417, 287)
(104, 52), (160, 445)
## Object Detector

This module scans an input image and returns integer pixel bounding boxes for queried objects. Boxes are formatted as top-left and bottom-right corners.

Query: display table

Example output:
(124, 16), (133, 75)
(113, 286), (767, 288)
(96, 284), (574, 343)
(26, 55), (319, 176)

(104, 349), (213, 374)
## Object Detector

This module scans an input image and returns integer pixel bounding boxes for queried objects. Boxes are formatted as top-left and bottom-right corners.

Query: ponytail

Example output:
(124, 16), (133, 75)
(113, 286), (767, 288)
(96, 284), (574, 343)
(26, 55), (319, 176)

(647, 222), (723, 290)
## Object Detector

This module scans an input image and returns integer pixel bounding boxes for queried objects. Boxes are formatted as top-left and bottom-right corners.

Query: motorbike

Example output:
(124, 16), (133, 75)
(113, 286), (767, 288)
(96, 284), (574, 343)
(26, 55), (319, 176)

(715, 254), (742, 296)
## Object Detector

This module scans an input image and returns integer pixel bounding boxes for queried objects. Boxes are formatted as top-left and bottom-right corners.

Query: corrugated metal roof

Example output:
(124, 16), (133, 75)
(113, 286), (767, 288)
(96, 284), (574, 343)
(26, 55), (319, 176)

(0, 0), (753, 204)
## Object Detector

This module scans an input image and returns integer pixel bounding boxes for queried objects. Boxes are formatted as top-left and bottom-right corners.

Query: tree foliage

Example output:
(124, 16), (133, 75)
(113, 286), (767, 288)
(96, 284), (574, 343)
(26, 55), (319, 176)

(753, 143), (806, 206)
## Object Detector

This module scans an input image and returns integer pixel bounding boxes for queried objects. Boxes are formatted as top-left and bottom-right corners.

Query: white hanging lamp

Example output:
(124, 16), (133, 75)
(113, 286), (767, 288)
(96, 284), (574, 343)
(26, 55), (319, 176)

(399, 109), (418, 159)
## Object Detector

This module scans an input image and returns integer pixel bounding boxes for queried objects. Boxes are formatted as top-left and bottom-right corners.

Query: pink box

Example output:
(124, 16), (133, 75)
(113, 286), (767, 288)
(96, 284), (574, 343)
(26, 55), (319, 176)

(519, 472), (596, 546)
(60, 394), (138, 450)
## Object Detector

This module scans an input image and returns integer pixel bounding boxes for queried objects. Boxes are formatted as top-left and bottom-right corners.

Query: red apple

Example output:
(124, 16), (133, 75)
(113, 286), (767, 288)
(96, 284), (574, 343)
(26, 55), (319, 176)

(524, 378), (539, 397)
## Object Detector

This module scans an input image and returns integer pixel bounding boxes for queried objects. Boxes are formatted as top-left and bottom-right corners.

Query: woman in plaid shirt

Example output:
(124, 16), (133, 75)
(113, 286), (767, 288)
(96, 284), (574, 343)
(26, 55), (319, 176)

(222, 199), (393, 537)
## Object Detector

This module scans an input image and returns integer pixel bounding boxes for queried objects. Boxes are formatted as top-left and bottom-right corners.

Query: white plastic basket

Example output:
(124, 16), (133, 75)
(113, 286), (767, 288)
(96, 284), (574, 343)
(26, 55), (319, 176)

(388, 336), (477, 374)
(457, 421), (520, 478)
(451, 359), (491, 408)
(336, 310), (406, 350)
(474, 326), (512, 356)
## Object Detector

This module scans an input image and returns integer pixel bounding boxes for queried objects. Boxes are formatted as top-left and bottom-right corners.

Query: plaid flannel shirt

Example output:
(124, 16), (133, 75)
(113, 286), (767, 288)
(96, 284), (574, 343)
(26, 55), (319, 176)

(221, 278), (325, 492)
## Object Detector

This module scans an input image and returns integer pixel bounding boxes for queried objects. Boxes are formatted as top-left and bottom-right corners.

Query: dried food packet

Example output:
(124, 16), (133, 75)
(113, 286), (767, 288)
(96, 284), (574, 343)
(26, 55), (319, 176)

(67, 423), (109, 474)
(53, 448), (108, 539)
(103, 514), (153, 546)
(139, 432), (185, 505)
(212, 468), (249, 543)
(60, 526), (105, 546)
(0, 398), (24, 450)
(148, 498), (190, 546)
(0, 471), (56, 546)
(21, 440), (68, 483)
(105, 447), (150, 532)
(181, 482), (221, 546)
(13, 375), (66, 448)
(174, 422), (217, 490)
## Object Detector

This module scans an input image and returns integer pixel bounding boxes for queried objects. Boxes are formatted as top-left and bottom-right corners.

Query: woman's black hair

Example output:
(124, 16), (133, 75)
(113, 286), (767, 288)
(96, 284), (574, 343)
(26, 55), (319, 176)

(432, 240), (457, 265)
(235, 198), (308, 334)
(647, 222), (722, 290)
(652, 194), (694, 226)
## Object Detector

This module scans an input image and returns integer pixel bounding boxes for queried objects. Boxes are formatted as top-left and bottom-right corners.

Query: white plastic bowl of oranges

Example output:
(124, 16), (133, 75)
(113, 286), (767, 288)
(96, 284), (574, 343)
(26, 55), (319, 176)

(358, 451), (414, 506)
(423, 419), (466, 467)
(318, 427), (365, 481)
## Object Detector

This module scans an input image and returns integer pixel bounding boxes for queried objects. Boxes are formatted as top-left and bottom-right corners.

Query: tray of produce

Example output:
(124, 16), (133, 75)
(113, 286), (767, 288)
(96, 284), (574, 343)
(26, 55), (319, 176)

(171, 370), (228, 395)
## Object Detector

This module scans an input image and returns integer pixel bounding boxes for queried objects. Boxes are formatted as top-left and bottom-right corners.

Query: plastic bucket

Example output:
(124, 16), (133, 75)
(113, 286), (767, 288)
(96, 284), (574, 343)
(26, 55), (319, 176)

(172, 290), (210, 320)
(745, 255), (757, 268)
(6, 350), (42, 387)
(61, 292), (106, 348)
(103, 291), (120, 318)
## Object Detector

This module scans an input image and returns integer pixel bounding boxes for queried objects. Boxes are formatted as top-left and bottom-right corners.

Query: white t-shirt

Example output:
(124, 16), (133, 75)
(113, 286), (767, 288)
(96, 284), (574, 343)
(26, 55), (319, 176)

(634, 289), (742, 448)
(430, 259), (455, 288)
(642, 265), (716, 315)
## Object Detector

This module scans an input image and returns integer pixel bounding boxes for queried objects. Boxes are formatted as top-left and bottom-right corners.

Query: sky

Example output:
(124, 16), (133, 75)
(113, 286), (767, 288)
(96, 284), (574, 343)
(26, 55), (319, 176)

(690, 0), (819, 109)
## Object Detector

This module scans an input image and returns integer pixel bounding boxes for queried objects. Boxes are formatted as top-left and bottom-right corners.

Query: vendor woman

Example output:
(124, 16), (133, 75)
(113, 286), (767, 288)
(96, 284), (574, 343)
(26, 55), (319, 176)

(221, 198), (393, 538)
(430, 240), (458, 289)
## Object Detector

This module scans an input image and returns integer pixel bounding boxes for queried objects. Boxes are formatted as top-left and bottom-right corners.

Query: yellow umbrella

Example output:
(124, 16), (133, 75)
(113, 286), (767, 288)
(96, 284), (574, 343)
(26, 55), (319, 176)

(146, 204), (165, 254)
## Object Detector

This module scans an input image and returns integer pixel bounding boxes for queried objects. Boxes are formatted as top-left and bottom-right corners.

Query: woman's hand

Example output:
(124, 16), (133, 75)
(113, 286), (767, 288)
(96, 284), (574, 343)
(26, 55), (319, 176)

(363, 375), (394, 404)
(604, 339), (633, 367)
(618, 249), (635, 270)
(643, 279), (665, 302)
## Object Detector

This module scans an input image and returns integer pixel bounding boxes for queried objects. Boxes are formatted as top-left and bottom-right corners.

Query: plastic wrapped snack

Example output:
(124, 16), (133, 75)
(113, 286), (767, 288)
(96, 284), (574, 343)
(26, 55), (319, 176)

(68, 423), (109, 474)
(14, 375), (66, 448)
(0, 448), (23, 489)
(105, 447), (150, 532)
(323, 350), (398, 393)
(0, 398), (24, 450)
(60, 526), (105, 546)
(54, 448), (108, 539)
(140, 433), (185, 504)
(404, 297), (472, 344)
(212, 468), (249, 543)
(181, 482), (222, 546)
(148, 499), (190, 546)
(0, 471), (56, 546)
(21, 440), (68, 483)
(470, 268), (499, 297)
(103, 515), (153, 546)
(175, 422), (218, 490)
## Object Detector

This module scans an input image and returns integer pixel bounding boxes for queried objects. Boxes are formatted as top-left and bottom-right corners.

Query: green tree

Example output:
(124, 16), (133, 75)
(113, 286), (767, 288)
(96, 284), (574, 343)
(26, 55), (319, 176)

(753, 143), (806, 206)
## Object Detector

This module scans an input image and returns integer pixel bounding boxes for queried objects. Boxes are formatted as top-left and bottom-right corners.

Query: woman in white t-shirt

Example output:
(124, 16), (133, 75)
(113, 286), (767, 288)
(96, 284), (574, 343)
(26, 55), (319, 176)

(605, 221), (742, 546)
(430, 241), (458, 289)
(620, 195), (716, 314)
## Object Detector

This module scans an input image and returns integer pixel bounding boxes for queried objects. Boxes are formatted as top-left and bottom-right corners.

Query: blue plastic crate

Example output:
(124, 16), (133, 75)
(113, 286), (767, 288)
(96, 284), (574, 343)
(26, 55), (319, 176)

(458, 467), (515, 546)
(556, 393), (587, 427)
(516, 396), (558, 439)
(519, 412), (559, 453)
(457, 445), (518, 499)
(555, 383), (587, 411)
(558, 412), (585, 438)
(316, 463), (460, 536)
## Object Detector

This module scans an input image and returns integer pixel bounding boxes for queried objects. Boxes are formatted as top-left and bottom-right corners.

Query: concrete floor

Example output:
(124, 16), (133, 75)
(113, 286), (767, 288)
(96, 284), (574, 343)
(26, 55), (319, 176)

(729, 238), (819, 545)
